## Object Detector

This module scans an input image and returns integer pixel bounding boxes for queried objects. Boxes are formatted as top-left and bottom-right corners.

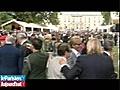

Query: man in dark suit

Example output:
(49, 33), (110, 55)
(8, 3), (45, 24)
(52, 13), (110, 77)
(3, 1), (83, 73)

(59, 38), (117, 79)
(103, 39), (114, 60)
(0, 36), (23, 75)
(16, 33), (32, 59)
(102, 39), (118, 77)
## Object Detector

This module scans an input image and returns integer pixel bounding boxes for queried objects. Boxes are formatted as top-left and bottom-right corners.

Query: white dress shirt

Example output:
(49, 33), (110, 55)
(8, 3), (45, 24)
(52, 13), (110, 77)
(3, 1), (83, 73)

(47, 56), (68, 79)
(103, 51), (110, 56)
(71, 48), (81, 57)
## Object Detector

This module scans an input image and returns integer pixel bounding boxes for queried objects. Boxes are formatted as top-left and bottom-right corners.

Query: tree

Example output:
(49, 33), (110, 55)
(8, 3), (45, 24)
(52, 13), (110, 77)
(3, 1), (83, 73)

(0, 12), (13, 25)
(13, 12), (34, 23)
(101, 12), (111, 25)
(47, 12), (59, 25)
(13, 12), (60, 25)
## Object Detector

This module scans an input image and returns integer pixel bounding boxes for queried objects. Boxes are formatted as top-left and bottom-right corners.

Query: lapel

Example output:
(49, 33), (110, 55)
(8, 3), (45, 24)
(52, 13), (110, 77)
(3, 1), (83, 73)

(71, 51), (77, 59)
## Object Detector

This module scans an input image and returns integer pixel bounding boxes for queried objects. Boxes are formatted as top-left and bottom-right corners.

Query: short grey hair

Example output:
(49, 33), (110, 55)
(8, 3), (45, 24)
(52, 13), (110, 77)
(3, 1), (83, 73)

(16, 33), (27, 39)
(5, 36), (16, 45)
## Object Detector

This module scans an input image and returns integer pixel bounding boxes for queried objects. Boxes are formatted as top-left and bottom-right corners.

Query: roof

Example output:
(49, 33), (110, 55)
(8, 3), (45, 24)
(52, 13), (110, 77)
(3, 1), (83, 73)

(29, 23), (42, 28)
(1, 19), (52, 29)
(1, 19), (31, 27)
(1, 19), (16, 27)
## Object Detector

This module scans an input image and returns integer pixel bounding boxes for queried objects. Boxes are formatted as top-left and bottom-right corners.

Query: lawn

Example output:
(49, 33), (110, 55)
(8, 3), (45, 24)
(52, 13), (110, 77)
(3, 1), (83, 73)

(113, 46), (119, 79)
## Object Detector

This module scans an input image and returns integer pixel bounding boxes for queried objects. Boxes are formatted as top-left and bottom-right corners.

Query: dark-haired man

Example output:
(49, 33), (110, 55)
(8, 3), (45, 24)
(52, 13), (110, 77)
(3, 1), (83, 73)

(22, 38), (49, 79)
(103, 39), (115, 60)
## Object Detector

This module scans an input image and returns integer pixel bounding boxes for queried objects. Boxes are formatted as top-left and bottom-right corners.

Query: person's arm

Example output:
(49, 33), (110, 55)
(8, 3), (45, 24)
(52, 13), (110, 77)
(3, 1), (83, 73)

(59, 59), (82, 79)
(22, 57), (31, 78)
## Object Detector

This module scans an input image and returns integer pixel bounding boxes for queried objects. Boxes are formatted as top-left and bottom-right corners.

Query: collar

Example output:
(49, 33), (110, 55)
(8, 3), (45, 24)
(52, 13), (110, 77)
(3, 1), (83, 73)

(103, 51), (110, 56)
(71, 48), (80, 57)
(21, 39), (27, 45)
(6, 41), (12, 44)
(59, 56), (67, 61)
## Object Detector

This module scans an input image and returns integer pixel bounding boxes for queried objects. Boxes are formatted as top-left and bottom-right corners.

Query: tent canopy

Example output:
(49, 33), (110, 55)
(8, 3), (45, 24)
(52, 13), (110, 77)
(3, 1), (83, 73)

(1, 19), (48, 29)
(98, 25), (113, 29)
(47, 25), (58, 30)
(1, 19), (30, 27)
(1, 19), (53, 32)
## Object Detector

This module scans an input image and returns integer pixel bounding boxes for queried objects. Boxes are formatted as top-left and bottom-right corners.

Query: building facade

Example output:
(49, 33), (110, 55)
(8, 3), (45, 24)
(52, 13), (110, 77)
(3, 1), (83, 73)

(110, 11), (119, 24)
(57, 12), (104, 30)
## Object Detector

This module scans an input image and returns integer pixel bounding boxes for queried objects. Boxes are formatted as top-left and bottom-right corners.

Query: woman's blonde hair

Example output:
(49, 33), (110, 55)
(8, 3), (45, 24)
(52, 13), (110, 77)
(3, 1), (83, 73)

(87, 38), (102, 55)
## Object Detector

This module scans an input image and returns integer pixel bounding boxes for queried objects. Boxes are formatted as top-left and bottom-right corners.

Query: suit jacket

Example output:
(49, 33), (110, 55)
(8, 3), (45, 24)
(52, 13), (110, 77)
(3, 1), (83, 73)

(18, 40), (32, 59)
(0, 44), (23, 75)
(47, 56), (66, 79)
(67, 51), (78, 68)
(61, 54), (117, 79)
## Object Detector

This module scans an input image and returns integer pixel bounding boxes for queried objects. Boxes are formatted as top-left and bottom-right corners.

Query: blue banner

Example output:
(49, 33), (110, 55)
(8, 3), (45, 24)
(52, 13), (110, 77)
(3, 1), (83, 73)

(0, 75), (26, 81)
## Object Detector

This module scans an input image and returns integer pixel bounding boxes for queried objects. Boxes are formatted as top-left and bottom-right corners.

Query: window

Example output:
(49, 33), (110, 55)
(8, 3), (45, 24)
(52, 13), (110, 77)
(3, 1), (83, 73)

(72, 18), (75, 22)
(80, 18), (81, 22)
(26, 27), (31, 32)
(84, 17), (86, 23)
(89, 18), (90, 23)
(64, 24), (67, 29)
(88, 24), (90, 28)
(68, 17), (70, 22)
(98, 18), (100, 23)
(64, 18), (66, 22)
(103, 29), (107, 32)
(98, 20), (100, 23)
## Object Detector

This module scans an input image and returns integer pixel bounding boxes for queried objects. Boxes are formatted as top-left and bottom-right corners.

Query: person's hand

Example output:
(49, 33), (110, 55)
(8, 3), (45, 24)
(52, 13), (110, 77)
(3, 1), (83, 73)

(25, 43), (34, 51)
(59, 59), (67, 65)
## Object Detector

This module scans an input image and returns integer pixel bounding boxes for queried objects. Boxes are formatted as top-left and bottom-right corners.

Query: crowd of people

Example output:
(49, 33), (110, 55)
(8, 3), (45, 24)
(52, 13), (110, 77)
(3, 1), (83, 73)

(0, 29), (119, 79)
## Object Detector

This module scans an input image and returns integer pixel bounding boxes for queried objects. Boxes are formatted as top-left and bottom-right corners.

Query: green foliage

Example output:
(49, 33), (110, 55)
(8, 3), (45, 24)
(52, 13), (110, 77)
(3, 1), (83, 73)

(0, 11), (60, 28)
(101, 12), (111, 25)
(0, 12), (13, 25)
(13, 12), (60, 25)
(113, 46), (119, 79)
(4, 25), (12, 30)
(47, 12), (60, 25)
(14, 12), (32, 23)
